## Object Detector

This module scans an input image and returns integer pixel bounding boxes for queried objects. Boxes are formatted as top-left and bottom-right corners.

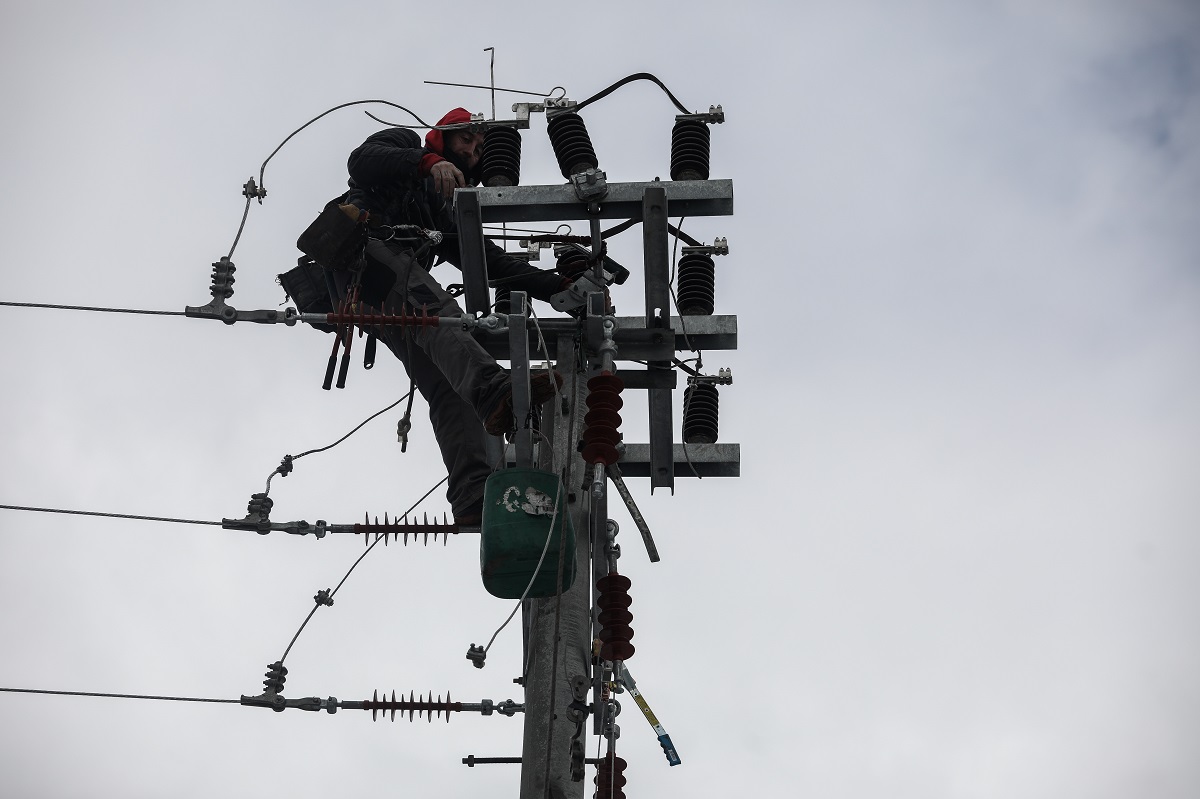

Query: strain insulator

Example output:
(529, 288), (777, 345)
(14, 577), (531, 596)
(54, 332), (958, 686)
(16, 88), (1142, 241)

(322, 305), (441, 329)
(547, 112), (599, 179)
(670, 118), (711, 181)
(481, 126), (522, 187)
(593, 753), (628, 799)
(596, 573), (635, 662)
(353, 512), (458, 546)
(582, 372), (624, 468)
(362, 689), (462, 723)
(676, 252), (715, 315)
(263, 661), (287, 694)
(683, 383), (720, 444)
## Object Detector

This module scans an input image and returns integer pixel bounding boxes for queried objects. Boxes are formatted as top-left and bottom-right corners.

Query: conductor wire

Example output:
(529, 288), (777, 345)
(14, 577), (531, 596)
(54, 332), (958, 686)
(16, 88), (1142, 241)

(264, 391), (415, 495)
(277, 475), (448, 666)
(0, 300), (184, 316)
(0, 687), (239, 704)
(0, 504), (220, 526)
(574, 72), (691, 114)
(229, 99), (432, 258)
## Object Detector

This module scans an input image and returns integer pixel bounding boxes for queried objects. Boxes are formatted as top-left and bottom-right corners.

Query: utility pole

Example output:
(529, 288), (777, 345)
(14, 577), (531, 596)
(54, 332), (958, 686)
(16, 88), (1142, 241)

(458, 117), (737, 799)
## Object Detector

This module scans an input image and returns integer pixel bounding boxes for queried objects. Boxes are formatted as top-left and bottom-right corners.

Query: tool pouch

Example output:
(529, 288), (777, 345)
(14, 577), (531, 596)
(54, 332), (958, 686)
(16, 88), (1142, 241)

(277, 256), (337, 333)
(297, 194), (364, 271)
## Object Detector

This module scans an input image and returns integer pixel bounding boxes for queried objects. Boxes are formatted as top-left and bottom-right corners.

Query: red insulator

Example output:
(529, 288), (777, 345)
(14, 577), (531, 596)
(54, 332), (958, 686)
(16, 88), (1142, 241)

(582, 372), (624, 467)
(362, 689), (461, 723)
(354, 511), (456, 546)
(593, 753), (627, 799)
(596, 573), (635, 661)
(324, 305), (441, 329)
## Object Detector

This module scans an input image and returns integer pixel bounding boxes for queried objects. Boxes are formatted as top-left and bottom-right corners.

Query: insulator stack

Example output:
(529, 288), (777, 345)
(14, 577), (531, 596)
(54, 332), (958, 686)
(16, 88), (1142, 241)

(362, 689), (462, 722)
(593, 753), (628, 799)
(493, 286), (511, 314)
(555, 247), (590, 279)
(547, 112), (599, 178)
(670, 119), (711, 181)
(263, 661), (287, 694)
(676, 252), (716, 315)
(683, 383), (720, 444)
(322, 306), (440, 329)
(354, 512), (458, 546)
(208, 257), (236, 301)
(581, 373), (624, 467)
(481, 126), (522, 187)
(596, 573), (635, 661)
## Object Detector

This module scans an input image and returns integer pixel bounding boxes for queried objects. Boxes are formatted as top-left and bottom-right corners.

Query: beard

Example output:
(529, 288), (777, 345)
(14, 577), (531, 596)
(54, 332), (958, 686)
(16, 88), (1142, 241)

(441, 145), (480, 184)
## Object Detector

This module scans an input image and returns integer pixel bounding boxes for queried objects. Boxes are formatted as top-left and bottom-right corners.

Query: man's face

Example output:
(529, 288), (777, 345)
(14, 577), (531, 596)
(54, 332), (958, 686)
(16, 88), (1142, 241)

(445, 130), (484, 171)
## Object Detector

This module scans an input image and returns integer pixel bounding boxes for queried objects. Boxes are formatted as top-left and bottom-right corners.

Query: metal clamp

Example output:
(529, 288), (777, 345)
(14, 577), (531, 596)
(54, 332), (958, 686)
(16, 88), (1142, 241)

(571, 168), (608, 203)
(675, 104), (725, 124)
(681, 237), (729, 256)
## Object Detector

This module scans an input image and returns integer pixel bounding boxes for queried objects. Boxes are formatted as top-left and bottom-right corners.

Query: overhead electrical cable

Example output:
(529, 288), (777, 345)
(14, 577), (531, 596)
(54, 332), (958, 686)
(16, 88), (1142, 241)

(277, 475), (448, 666)
(573, 72), (691, 114)
(0, 300), (184, 317)
(0, 504), (220, 526)
(0, 687), (239, 704)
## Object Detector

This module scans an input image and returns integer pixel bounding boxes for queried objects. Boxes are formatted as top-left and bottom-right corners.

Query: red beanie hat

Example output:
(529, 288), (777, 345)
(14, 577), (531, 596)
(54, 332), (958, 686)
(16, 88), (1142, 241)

(425, 108), (474, 155)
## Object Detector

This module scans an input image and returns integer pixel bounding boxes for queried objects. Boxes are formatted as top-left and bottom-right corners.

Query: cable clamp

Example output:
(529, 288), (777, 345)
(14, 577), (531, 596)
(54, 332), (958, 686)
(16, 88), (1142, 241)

(675, 104), (724, 124)
(242, 177), (268, 203)
(681, 237), (729, 256)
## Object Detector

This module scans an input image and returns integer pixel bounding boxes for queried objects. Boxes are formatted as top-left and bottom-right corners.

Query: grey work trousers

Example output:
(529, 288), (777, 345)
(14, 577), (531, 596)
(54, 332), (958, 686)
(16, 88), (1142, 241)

(361, 238), (508, 518)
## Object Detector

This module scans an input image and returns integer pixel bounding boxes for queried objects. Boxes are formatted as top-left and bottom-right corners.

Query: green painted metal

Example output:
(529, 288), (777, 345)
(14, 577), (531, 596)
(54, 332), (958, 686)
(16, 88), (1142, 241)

(480, 468), (576, 599)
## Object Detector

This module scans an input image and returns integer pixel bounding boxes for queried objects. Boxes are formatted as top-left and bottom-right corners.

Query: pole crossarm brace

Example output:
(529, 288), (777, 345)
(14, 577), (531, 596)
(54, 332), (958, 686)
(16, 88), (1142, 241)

(465, 179), (734, 223)
(505, 443), (740, 478)
(476, 314), (736, 361)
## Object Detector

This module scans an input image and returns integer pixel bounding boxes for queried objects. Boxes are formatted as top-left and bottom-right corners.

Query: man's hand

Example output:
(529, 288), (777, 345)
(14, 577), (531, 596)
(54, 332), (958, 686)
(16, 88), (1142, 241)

(430, 160), (466, 200)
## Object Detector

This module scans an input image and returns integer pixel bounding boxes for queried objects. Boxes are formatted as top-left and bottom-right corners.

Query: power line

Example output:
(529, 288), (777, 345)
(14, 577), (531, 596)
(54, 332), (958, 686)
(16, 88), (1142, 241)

(0, 300), (183, 316)
(0, 687), (238, 704)
(0, 504), (221, 526)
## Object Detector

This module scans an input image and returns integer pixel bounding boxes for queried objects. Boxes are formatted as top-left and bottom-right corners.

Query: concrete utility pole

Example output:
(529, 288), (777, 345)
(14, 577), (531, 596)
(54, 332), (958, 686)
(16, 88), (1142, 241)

(460, 174), (737, 799)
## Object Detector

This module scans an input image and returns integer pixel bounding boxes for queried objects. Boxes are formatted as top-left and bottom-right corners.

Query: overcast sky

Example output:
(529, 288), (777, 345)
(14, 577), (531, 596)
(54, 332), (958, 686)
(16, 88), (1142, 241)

(1, 1), (1197, 797)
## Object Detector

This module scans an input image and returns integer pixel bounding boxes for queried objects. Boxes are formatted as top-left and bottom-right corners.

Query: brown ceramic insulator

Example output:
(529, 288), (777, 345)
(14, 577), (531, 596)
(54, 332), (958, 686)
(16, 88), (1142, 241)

(596, 573), (632, 595)
(582, 372), (625, 467)
(593, 754), (628, 799)
(363, 689), (461, 723)
(586, 373), (625, 403)
(595, 573), (635, 662)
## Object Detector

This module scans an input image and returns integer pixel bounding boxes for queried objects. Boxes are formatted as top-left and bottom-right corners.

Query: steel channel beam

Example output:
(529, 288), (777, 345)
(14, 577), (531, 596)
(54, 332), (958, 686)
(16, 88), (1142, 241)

(509, 292), (532, 468)
(454, 190), (492, 315)
(504, 443), (740, 478)
(475, 315), (737, 361)
(466, 179), (734, 224)
(616, 444), (741, 478)
(642, 187), (674, 493)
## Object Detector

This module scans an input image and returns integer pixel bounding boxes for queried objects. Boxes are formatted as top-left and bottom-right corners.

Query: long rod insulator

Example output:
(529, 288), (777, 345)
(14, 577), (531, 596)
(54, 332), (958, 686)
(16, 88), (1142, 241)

(318, 307), (443, 328)
(362, 689), (462, 722)
(353, 511), (463, 546)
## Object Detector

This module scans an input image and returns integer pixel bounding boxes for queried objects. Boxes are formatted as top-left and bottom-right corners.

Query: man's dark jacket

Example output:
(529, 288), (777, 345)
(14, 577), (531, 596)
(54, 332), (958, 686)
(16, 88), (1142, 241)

(344, 127), (563, 301)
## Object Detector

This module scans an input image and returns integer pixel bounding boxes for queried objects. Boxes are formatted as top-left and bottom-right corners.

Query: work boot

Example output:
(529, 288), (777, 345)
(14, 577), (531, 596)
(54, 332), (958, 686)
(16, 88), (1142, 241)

(484, 371), (564, 436)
